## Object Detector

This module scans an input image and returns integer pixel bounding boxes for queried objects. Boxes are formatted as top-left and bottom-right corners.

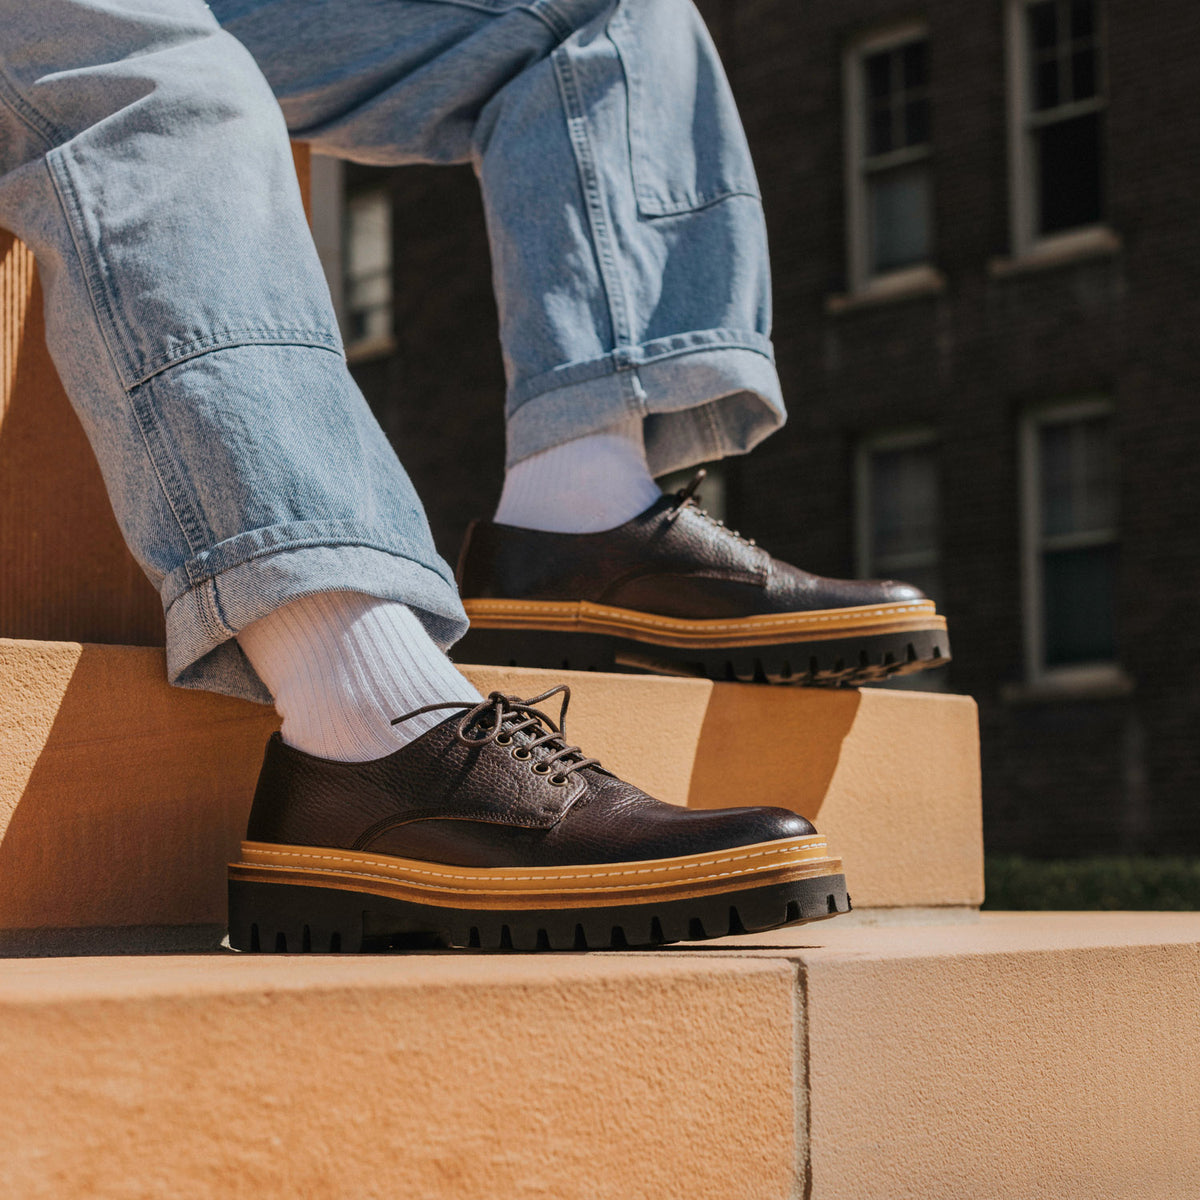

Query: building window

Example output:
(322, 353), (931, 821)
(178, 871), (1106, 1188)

(856, 431), (941, 603)
(1020, 401), (1118, 679)
(344, 188), (393, 355)
(844, 25), (933, 292)
(1006, 0), (1106, 255)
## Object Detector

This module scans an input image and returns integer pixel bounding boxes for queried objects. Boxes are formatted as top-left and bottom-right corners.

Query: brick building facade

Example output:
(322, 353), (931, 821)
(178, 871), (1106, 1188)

(331, 0), (1200, 857)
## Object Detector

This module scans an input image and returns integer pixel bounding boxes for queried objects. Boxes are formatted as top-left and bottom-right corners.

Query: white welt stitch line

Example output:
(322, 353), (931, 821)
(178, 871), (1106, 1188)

(240, 858), (839, 896)
(243, 841), (828, 884)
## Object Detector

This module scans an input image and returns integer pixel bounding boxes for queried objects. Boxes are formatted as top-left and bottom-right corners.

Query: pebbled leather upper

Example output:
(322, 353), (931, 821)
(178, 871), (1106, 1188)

(456, 494), (926, 617)
(246, 696), (816, 868)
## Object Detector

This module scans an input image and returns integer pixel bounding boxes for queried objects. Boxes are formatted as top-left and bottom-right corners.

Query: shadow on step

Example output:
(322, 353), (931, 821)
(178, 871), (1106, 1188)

(687, 682), (860, 824)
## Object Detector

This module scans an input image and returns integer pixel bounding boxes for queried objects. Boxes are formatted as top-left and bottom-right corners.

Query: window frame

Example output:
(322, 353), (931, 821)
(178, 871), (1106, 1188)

(854, 427), (940, 588)
(1005, 0), (1109, 261)
(1018, 396), (1120, 686)
(843, 21), (936, 297)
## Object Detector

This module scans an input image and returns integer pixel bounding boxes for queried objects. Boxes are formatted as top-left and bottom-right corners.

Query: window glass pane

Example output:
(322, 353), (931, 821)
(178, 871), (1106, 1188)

(1070, 0), (1095, 40)
(1028, 1), (1058, 52)
(1034, 58), (1059, 110)
(869, 164), (931, 273)
(866, 51), (892, 100)
(1036, 110), (1103, 233)
(1043, 543), (1117, 665)
(869, 106), (893, 156)
(870, 444), (938, 561)
(905, 97), (930, 147)
(1071, 47), (1097, 100)
(902, 40), (929, 88)
(1040, 415), (1115, 538)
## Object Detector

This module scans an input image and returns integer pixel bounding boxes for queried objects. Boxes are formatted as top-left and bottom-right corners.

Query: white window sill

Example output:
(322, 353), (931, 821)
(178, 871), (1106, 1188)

(346, 334), (398, 364)
(1000, 663), (1134, 705)
(988, 227), (1121, 279)
(825, 264), (946, 314)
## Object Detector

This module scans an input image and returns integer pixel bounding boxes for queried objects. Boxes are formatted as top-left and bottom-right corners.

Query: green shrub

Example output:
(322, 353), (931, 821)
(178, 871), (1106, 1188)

(983, 855), (1200, 911)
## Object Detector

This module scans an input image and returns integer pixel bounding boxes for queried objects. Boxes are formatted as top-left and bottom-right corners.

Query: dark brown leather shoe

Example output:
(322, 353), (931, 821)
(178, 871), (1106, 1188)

(228, 686), (848, 952)
(454, 473), (950, 686)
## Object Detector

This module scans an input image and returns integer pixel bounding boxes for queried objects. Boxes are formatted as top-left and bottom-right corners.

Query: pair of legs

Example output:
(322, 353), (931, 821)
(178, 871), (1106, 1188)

(1, 0), (931, 947)
(0, 0), (780, 723)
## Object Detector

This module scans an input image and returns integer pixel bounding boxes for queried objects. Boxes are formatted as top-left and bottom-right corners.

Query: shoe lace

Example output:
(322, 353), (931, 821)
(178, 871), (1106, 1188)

(665, 468), (757, 547)
(390, 685), (600, 784)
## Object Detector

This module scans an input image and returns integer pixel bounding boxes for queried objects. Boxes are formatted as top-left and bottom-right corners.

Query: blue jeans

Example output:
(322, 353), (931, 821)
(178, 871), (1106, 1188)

(0, 0), (783, 702)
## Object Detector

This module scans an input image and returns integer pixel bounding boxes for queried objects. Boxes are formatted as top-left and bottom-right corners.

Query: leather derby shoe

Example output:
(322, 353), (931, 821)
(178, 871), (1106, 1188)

(454, 472), (950, 686)
(228, 686), (849, 952)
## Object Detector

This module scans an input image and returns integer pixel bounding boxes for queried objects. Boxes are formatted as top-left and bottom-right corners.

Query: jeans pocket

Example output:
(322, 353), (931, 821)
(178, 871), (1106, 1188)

(607, 0), (760, 217)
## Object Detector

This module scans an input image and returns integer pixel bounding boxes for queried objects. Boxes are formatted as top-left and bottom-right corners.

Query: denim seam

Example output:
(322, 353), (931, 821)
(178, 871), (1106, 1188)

(636, 187), (763, 219)
(605, 6), (760, 219)
(0, 66), (69, 151)
(131, 329), (344, 386)
(553, 43), (631, 352)
(46, 151), (140, 389)
(525, 1), (574, 41)
(128, 380), (211, 569)
(508, 330), (775, 410)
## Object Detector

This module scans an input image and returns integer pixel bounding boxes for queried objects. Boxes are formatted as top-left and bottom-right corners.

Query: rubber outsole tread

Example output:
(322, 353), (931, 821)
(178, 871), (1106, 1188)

(228, 872), (850, 954)
(453, 626), (949, 687)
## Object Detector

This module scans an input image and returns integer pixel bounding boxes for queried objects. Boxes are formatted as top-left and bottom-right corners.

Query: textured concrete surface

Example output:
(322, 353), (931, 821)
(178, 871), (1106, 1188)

(1, 915), (1197, 1199)
(689, 683), (983, 907)
(0, 954), (798, 1200)
(697, 912), (1200, 1200)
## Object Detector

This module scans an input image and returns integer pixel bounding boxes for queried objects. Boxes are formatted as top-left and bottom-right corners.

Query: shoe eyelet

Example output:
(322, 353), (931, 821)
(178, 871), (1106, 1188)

(495, 733), (512, 745)
(511, 746), (532, 760)
(549, 774), (569, 787)
(531, 761), (551, 775)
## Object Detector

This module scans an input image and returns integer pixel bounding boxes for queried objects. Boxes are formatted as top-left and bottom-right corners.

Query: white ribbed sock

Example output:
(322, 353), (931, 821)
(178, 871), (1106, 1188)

(237, 591), (482, 762)
(494, 414), (662, 533)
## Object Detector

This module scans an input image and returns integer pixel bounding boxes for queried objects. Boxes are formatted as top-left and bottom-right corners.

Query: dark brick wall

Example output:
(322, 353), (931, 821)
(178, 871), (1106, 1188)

(349, 1), (1200, 856)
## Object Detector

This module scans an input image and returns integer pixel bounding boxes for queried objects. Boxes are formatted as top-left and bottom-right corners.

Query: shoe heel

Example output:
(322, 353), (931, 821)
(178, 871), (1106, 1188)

(228, 878), (368, 953)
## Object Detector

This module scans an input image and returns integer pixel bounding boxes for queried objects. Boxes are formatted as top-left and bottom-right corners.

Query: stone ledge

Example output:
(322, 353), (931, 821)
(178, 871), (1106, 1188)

(1, 914), (1197, 1199)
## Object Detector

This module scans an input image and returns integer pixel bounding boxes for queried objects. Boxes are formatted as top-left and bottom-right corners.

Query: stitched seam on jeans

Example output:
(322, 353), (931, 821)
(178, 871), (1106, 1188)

(0, 66), (69, 150)
(129, 328), (344, 386)
(127, 378), (210, 570)
(524, 1), (574, 41)
(553, 44), (631, 349)
(46, 152), (139, 388)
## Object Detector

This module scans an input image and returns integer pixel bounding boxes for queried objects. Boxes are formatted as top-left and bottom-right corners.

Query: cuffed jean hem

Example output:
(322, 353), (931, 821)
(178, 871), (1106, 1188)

(163, 538), (469, 704)
(504, 331), (786, 474)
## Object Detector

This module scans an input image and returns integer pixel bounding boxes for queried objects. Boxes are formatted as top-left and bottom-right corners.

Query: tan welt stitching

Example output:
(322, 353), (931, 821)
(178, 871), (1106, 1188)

(469, 600), (937, 633)
(245, 856), (837, 896)
(244, 841), (828, 885)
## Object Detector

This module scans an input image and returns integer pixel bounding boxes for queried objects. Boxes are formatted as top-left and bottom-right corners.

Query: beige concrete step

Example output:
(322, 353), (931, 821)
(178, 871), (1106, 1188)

(0, 636), (980, 944)
(1, 913), (1196, 1199)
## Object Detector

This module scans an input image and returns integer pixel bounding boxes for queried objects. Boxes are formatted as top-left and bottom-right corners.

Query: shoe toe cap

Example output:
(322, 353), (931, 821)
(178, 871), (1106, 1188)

(706, 804), (817, 846)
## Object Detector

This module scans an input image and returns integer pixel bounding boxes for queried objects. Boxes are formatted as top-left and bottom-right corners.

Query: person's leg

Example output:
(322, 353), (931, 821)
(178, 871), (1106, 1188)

(211, 0), (782, 505)
(208, 0), (947, 684)
(0, 0), (481, 756)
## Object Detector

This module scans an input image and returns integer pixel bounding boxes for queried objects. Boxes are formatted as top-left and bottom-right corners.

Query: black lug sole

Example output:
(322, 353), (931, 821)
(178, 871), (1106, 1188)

(453, 626), (950, 687)
(228, 873), (851, 953)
